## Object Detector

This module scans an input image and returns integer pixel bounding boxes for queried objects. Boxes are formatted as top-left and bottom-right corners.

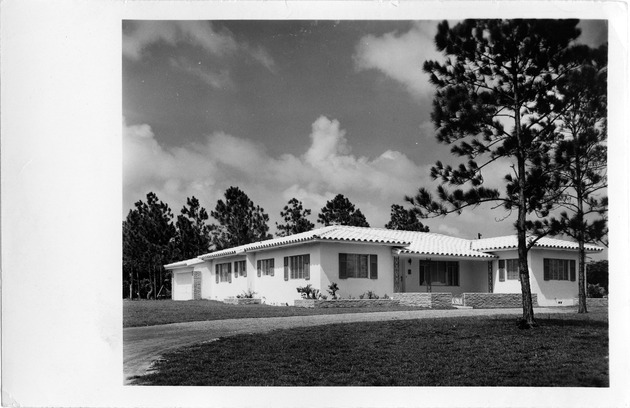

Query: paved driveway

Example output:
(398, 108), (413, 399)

(123, 307), (573, 384)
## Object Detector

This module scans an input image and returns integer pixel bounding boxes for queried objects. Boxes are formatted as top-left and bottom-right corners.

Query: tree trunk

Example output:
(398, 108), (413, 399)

(575, 145), (588, 313)
(514, 94), (536, 328)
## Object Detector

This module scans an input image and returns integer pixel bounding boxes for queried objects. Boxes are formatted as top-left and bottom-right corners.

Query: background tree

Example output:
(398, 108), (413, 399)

(210, 186), (272, 250)
(175, 196), (213, 259)
(317, 194), (370, 227)
(586, 260), (608, 294)
(407, 19), (586, 328)
(122, 192), (177, 299)
(385, 204), (430, 231)
(276, 198), (315, 236)
(548, 45), (608, 313)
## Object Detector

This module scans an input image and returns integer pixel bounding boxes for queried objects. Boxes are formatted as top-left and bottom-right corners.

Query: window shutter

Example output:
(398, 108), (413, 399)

(257, 260), (261, 277)
(498, 259), (505, 282)
(215, 264), (219, 284)
(284, 257), (289, 281)
(369, 255), (378, 279)
(228, 263), (232, 283)
(544, 259), (550, 281)
(233, 262), (237, 279)
(304, 254), (310, 280)
(243, 261), (247, 277)
(269, 259), (275, 276)
(419, 264), (425, 285)
(570, 260), (576, 282)
(339, 253), (347, 279)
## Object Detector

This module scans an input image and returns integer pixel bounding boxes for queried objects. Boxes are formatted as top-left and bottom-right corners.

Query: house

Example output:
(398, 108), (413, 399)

(164, 225), (603, 307)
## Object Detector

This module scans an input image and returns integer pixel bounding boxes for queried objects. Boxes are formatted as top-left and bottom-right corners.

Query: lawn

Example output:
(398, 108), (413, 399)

(131, 310), (608, 386)
(123, 299), (431, 328)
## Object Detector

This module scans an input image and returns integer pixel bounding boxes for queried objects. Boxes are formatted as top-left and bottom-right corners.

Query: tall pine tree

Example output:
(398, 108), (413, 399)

(317, 194), (370, 227)
(175, 196), (213, 259)
(276, 198), (315, 237)
(407, 19), (587, 327)
(210, 187), (272, 250)
(385, 204), (430, 232)
(548, 44), (608, 313)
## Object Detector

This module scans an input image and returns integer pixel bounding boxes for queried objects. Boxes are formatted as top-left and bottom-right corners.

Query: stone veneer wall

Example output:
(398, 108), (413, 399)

(193, 271), (202, 300)
(223, 298), (262, 305)
(392, 293), (453, 309)
(462, 293), (538, 308)
(294, 299), (401, 308)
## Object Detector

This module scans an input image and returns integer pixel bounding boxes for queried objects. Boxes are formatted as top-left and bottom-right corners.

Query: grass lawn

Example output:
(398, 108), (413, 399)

(132, 309), (608, 386)
(123, 299), (432, 328)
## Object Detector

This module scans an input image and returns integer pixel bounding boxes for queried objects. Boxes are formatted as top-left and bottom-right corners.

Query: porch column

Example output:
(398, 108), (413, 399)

(393, 256), (401, 293)
(487, 261), (494, 293)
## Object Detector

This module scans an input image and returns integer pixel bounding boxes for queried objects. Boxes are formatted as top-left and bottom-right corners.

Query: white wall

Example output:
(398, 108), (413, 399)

(400, 257), (489, 295)
(318, 242), (394, 299)
(491, 249), (580, 306)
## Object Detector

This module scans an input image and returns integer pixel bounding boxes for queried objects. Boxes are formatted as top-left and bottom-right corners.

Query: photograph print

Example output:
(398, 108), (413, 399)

(122, 19), (609, 387)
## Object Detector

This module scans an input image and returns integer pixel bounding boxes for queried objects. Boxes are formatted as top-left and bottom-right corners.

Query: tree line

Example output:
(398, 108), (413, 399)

(123, 188), (428, 299)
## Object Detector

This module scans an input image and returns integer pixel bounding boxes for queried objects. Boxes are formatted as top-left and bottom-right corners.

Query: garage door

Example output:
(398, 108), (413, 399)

(173, 272), (193, 300)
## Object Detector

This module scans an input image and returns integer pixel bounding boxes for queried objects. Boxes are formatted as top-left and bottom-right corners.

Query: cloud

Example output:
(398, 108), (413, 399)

(123, 116), (434, 229)
(169, 57), (233, 89)
(123, 21), (275, 74)
(354, 21), (442, 100)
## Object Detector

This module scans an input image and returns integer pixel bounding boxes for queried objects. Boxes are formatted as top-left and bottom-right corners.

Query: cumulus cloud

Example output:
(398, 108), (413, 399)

(123, 116), (434, 229)
(354, 21), (442, 100)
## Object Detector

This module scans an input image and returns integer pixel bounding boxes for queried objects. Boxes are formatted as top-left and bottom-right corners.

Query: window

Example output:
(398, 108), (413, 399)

(419, 261), (459, 286)
(234, 260), (246, 278)
(215, 262), (231, 283)
(284, 254), (310, 280)
(257, 258), (275, 277)
(339, 254), (377, 279)
(506, 259), (519, 280)
(544, 258), (576, 281)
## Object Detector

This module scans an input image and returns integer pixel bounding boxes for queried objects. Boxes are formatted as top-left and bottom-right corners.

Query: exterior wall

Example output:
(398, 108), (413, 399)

(318, 242), (395, 300)
(399, 256), (488, 295)
(529, 249), (579, 306)
(201, 243), (321, 305)
(490, 249), (580, 306)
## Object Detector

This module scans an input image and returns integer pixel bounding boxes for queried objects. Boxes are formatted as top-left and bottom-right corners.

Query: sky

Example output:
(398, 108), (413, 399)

(123, 19), (608, 246)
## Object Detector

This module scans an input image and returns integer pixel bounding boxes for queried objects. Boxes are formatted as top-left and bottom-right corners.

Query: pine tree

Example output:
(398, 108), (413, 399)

(548, 44), (608, 313)
(407, 19), (587, 327)
(175, 196), (213, 259)
(210, 187), (272, 250)
(385, 204), (430, 231)
(276, 198), (315, 237)
(122, 192), (177, 299)
(317, 194), (370, 227)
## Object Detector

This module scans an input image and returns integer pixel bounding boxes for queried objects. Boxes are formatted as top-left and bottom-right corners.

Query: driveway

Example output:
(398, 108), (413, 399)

(123, 307), (573, 384)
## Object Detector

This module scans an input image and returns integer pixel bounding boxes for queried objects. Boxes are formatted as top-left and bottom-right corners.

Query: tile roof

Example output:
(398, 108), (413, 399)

(470, 235), (604, 252)
(165, 226), (603, 268)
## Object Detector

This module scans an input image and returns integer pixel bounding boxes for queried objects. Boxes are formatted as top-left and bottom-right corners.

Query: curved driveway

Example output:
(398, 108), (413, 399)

(124, 307), (572, 384)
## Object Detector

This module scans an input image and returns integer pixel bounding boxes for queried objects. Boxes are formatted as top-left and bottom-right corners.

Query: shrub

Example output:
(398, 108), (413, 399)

(237, 289), (257, 299)
(297, 284), (320, 300)
(359, 291), (379, 300)
(328, 282), (339, 299)
(587, 283), (606, 298)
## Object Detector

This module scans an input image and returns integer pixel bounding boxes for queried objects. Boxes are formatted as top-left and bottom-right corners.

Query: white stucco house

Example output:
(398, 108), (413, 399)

(164, 225), (603, 307)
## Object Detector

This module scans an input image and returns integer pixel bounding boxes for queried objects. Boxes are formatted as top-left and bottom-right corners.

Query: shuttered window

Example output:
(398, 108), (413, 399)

(257, 258), (275, 277)
(216, 262), (232, 283)
(339, 254), (378, 279)
(506, 259), (519, 280)
(498, 260), (506, 282)
(283, 254), (310, 280)
(543, 258), (576, 281)
(234, 260), (246, 278)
